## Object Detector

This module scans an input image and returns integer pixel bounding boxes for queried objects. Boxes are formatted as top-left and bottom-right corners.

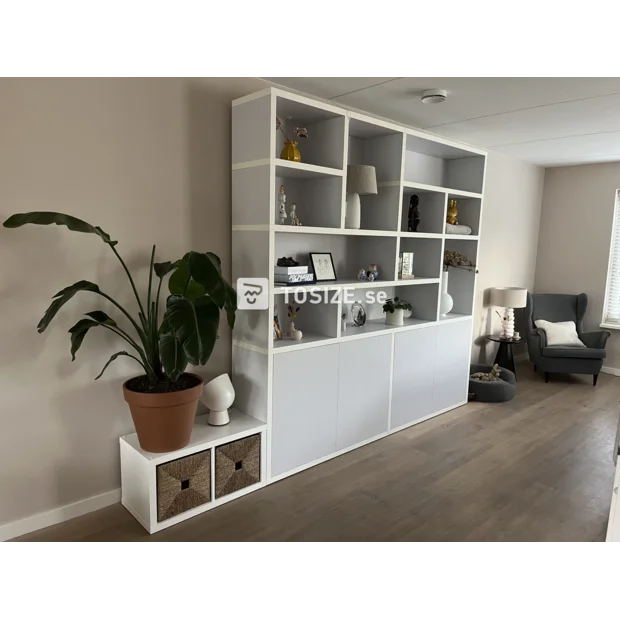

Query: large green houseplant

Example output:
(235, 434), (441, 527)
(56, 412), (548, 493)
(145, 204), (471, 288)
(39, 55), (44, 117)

(3, 212), (237, 452)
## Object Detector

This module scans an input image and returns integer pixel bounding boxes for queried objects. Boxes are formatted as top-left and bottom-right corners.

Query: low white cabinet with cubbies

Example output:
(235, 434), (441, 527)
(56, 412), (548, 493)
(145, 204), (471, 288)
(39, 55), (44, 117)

(232, 88), (486, 487)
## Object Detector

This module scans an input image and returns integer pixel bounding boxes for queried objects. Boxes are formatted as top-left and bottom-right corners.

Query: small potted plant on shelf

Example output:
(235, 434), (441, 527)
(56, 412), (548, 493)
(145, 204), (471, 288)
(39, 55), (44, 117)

(382, 297), (412, 326)
(3, 212), (237, 453)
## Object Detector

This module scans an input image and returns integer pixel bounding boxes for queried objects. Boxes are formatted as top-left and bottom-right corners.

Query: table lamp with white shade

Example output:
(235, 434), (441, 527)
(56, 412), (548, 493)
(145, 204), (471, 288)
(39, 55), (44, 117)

(346, 164), (377, 229)
(491, 287), (527, 340)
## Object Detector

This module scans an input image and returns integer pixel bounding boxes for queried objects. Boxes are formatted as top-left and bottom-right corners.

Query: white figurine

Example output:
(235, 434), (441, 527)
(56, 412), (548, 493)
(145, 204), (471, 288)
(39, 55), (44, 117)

(290, 202), (300, 226)
(278, 185), (287, 225)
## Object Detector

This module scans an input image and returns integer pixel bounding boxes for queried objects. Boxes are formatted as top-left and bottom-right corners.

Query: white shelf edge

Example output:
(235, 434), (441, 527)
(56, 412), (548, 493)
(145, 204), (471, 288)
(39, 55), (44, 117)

(273, 225), (397, 237)
(444, 234), (480, 241)
(399, 231), (443, 239)
(272, 335), (337, 354)
(379, 180), (483, 200)
(438, 313), (472, 324)
(273, 277), (440, 295)
(120, 409), (266, 464)
(232, 158), (344, 178)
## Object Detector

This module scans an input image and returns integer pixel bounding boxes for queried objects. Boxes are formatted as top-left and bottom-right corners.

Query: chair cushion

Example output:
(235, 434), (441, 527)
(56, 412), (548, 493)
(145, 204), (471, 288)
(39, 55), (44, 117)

(543, 346), (606, 359)
(534, 319), (585, 347)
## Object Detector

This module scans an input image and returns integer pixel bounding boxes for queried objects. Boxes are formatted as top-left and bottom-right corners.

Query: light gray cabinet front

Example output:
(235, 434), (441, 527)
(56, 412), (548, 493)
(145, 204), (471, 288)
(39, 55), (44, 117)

(271, 344), (339, 477)
(337, 335), (392, 450)
(432, 319), (472, 412)
(391, 326), (437, 430)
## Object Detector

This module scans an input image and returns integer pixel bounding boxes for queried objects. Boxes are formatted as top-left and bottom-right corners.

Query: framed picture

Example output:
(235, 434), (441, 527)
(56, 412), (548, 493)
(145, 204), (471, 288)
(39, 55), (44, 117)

(309, 252), (337, 282)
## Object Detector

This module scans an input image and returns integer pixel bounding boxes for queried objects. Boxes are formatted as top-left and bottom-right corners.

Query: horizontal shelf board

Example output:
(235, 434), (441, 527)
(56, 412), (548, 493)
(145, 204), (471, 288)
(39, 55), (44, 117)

(232, 158), (344, 179)
(275, 160), (344, 179)
(400, 231), (443, 239)
(120, 409), (265, 463)
(444, 234), (479, 241)
(273, 332), (336, 353)
(438, 312), (472, 323)
(380, 180), (483, 200)
(273, 277), (440, 295)
(274, 225), (397, 237)
(341, 317), (435, 341)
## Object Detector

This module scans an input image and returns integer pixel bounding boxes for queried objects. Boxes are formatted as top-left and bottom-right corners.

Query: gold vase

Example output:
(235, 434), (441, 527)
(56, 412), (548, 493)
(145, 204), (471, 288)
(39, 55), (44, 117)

(280, 141), (301, 162)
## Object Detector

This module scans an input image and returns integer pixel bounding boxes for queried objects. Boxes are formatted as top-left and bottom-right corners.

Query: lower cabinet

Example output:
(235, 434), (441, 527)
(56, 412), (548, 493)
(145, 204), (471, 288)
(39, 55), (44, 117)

(271, 319), (472, 478)
(337, 335), (391, 451)
(432, 319), (472, 413)
(391, 327), (436, 429)
(271, 344), (339, 477)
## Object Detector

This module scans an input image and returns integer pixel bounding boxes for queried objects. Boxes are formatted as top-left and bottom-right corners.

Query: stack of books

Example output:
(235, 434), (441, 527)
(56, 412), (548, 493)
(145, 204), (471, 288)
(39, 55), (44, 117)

(274, 265), (314, 286)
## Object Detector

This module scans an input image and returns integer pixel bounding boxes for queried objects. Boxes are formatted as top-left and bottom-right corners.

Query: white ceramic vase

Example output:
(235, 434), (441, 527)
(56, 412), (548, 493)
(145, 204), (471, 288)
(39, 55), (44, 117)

(203, 373), (235, 426)
(345, 192), (361, 229)
(385, 308), (404, 326)
(440, 271), (454, 317)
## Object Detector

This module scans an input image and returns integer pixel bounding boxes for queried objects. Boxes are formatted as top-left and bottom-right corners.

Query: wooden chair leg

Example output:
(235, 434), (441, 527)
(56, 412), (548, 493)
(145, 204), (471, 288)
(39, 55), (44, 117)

(545, 372), (549, 383)
(593, 374), (599, 386)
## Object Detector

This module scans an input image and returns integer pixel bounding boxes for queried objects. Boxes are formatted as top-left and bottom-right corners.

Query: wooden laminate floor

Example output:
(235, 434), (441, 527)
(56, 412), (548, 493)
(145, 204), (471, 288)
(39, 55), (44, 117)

(15, 362), (620, 541)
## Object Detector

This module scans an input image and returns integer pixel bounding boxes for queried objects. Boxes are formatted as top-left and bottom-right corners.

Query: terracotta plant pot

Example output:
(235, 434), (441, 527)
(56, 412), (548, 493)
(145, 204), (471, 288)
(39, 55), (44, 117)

(123, 374), (204, 453)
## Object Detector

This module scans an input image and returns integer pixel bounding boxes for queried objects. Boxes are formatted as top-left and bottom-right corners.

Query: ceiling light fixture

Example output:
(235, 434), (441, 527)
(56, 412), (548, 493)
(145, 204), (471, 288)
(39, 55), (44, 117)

(421, 89), (447, 104)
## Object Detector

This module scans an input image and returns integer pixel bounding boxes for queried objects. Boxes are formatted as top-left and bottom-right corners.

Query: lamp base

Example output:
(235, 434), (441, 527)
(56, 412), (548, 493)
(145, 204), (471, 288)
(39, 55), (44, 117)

(345, 192), (361, 229)
(500, 307), (515, 339)
(207, 409), (230, 426)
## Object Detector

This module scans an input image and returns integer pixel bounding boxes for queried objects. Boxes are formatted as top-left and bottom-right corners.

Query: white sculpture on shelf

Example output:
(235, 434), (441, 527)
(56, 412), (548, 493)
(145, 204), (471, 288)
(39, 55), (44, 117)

(203, 373), (235, 426)
(278, 184), (287, 225)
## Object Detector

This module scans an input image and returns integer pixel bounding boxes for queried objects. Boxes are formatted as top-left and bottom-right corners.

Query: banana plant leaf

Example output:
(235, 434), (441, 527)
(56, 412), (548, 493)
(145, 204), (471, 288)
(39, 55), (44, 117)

(159, 332), (188, 381)
(38, 281), (101, 333)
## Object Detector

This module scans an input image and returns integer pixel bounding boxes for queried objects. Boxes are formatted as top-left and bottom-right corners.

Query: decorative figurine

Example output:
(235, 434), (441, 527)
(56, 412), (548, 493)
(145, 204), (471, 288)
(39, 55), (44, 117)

(357, 268), (368, 281)
(367, 272), (375, 282)
(273, 314), (283, 340)
(289, 202), (302, 226)
(368, 264), (379, 280)
(446, 199), (458, 225)
(278, 185), (287, 225)
(287, 304), (303, 341)
(408, 195), (421, 232)
(277, 256), (300, 267)
(351, 300), (367, 327)
(341, 311), (347, 333)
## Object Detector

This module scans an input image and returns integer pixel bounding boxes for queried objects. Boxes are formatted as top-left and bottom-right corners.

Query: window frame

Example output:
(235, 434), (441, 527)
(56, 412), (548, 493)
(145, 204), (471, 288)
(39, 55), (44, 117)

(601, 189), (620, 330)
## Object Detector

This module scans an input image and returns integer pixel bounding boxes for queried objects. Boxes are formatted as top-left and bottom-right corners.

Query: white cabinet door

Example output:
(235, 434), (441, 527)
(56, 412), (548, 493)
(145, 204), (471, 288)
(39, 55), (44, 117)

(432, 319), (472, 413)
(391, 326), (437, 430)
(606, 456), (620, 545)
(271, 344), (339, 477)
(337, 335), (392, 451)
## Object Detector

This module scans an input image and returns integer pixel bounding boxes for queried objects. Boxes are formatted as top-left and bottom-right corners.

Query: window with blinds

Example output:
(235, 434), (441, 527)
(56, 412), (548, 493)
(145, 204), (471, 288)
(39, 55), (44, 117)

(603, 190), (620, 326)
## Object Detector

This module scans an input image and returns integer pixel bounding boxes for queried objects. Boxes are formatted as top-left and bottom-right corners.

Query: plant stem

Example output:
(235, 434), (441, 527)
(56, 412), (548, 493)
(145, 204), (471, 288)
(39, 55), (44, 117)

(146, 245), (155, 323)
(110, 244), (147, 321)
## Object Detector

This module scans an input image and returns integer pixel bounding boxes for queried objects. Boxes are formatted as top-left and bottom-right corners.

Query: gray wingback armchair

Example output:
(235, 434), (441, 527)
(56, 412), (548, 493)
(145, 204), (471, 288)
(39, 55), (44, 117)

(525, 293), (610, 385)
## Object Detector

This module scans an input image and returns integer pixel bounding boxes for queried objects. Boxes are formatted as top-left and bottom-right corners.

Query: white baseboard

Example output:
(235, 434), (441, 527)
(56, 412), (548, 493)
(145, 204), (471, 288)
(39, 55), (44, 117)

(601, 366), (620, 377)
(0, 488), (120, 542)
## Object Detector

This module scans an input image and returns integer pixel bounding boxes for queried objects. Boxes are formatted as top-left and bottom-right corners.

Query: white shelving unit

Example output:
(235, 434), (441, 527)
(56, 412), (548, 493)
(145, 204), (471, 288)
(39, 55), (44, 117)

(230, 88), (486, 485)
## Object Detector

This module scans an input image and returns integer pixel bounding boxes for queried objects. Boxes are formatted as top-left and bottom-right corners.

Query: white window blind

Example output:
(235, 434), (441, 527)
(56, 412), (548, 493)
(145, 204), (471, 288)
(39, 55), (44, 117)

(603, 190), (620, 325)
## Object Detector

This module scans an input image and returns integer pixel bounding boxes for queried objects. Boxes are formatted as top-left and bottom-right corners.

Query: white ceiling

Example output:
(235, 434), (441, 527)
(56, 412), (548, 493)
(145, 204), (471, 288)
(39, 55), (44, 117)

(262, 77), (620, 167)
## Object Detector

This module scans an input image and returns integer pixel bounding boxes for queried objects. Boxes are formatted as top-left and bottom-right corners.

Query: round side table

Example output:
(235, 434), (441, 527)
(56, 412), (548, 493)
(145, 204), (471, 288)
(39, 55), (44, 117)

(485, 335), (521, 378)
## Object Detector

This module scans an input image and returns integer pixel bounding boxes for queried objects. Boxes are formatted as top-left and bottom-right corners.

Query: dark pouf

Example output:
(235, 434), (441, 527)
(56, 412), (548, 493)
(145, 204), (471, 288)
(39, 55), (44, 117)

(469, 364), (516, 402)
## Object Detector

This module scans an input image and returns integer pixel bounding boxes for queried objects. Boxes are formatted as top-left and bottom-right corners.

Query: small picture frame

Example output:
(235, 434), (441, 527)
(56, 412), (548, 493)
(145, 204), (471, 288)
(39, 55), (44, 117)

(309, 252), (337, 282)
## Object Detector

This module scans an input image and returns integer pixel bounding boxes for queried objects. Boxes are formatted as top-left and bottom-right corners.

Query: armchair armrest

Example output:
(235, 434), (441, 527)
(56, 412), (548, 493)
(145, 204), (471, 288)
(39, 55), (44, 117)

(580, 330), (611, 349)
(531, 327), (547, 349)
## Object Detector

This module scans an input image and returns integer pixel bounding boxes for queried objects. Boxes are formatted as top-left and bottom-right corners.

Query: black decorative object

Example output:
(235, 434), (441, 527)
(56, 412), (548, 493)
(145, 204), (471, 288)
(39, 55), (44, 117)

(277, 256), (299, 267)
(408, 194), (421, 232)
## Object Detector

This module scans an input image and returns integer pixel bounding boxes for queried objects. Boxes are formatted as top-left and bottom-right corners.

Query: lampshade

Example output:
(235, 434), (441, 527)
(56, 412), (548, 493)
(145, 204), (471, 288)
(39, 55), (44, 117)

(491, 287), (527, 308)
(347, 165), (377, 196)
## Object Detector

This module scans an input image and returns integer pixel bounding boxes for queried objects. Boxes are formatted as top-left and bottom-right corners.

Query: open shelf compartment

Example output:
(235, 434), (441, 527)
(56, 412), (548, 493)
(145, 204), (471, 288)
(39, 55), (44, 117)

(443, 238), (478, 317)
(398, 237), (443, 279)
(273, 290), (339, 351)
(403, 133), (485, 194)
(444, 195), (482, 236)
(275, 172), (343, 228)
(274, 231), (398, 283)
(400, 185), (446, 234)
(276, 94), (345, 170)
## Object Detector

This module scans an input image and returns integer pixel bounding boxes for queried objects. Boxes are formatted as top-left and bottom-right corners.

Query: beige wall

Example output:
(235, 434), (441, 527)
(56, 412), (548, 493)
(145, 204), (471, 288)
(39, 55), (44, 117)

(472, 152), (545, 364)
(535, 162), (620, 368)
(0, 77), (264, 527)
